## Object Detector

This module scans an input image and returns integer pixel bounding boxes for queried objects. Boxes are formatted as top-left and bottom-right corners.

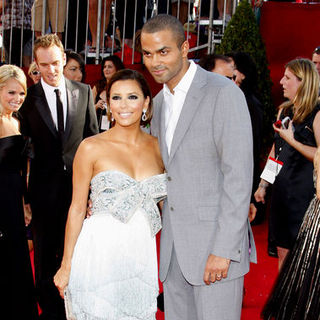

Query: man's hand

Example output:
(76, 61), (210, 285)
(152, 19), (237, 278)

(203, 254), (230, 285)
(86, 199), (93, 218)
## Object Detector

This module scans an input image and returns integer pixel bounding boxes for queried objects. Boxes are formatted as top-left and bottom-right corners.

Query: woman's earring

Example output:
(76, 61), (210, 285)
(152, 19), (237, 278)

(109, 109), (114, 122)
(142, 109), (147, 122)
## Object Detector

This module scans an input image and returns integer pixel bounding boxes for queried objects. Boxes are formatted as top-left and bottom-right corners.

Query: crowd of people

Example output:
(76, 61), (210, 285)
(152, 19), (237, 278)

(0, 0), (234, 67)
(1, 9), (320, 320)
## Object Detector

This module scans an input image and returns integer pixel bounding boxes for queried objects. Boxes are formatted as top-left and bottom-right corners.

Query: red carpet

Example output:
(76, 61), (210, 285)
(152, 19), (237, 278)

(156, 219), (278, 320)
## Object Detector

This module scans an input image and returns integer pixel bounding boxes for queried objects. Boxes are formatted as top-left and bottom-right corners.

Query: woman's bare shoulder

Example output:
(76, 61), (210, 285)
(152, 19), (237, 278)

(79, 132), (113, 152)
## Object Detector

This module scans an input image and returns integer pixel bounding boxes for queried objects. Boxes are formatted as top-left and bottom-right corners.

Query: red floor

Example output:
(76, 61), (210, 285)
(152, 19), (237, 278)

(156, 219), (278, 320)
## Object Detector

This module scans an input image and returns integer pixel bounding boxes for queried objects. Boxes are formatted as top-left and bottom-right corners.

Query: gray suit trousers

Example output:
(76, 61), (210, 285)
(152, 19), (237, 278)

(163, 247), (244, 320)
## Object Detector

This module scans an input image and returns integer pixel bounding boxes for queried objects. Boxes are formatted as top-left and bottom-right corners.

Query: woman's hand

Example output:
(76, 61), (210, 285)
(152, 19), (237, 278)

(254, 186), (267, 204)
(273, 121), (295, 146)
(24, 204), (32, 226)
(54, 266), (71, 299)
(95, 99), (107, 111)
(248, 203), (257, 222)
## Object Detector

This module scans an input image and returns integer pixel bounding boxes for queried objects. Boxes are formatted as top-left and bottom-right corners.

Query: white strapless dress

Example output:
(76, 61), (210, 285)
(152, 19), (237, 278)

(65, 171), (167, 320)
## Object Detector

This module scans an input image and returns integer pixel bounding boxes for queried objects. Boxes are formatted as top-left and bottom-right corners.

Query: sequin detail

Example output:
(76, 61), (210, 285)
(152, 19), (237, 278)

(90, 171), (167, 236)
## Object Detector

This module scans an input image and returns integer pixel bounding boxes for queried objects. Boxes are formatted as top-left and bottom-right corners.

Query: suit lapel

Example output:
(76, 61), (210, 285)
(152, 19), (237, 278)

(64, 79), (79, 144)
(34, 83), (59, 138)
(158, 94), (169, 166)
(168, 67), (207, 163)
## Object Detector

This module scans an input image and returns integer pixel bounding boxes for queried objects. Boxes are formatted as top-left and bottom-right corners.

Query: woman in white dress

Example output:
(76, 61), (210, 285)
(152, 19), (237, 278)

(54, 69), (167, 320)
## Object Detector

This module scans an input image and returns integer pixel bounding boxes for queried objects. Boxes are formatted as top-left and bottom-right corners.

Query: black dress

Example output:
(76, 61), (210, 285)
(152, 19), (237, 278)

(262, 186), (320, 320)
(269, 106), (320, 249)
(0, 135), (38, 320)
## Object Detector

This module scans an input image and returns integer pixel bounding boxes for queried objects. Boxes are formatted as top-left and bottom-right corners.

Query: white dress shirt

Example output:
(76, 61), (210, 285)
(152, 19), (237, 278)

(164, 60), (197, 154)
(41, 77), (68, 130)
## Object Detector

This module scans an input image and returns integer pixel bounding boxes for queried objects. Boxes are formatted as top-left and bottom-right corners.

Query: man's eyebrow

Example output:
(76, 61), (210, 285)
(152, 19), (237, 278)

(142, 46), (170, 54)
(39, 60), (60, 65)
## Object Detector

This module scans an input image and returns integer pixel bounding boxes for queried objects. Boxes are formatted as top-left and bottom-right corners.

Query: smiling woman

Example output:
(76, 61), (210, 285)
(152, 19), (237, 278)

(53, 69), (166, 320)
(0, 64), (39, 319)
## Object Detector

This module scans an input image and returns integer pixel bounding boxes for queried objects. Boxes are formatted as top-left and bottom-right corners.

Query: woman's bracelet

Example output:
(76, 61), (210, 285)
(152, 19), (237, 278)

(259, 182), (269, 189)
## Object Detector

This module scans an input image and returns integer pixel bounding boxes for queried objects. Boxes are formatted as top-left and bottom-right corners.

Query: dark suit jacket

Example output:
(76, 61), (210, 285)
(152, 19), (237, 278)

(19, 78), (98, 212)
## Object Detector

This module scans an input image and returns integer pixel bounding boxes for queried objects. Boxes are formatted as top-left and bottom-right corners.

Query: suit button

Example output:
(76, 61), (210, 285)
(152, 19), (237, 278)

(170, 207), (174, 211)
(167, 176), (172, 181)
(0, 231), (3, 238)
(238, 250), (241, 254)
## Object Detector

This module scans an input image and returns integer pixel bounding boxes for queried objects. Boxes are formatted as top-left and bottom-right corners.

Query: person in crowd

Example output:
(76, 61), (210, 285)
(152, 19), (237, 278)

(88, 0), (112, 52)
(31, 0), (66, 40)
(93, 55), (125, 132)
(312, 45), (320, 76)
(0, 64), (39, 319)
(262, 145), (320, 320)
(19, 33), (98, 320)
(115, 0), (146, 48)
(199, 53), (234, 79)
(232, 52), (264, 223)
(114, 29), (143, 65)
(0, 0), (33, 66)
(54, 69), (166, 319)
(217, 0), (232, 22)
(171, 0), (194, 24)
(28, 61), (41, 85)
(141, 14), (256, 320)
(255, 58), (320, 270)
(63, 50), (86, 83)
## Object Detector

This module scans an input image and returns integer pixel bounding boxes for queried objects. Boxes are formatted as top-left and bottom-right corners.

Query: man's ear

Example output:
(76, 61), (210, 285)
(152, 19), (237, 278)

(181, 40), (189, 58)
(63, 52), (67, 67)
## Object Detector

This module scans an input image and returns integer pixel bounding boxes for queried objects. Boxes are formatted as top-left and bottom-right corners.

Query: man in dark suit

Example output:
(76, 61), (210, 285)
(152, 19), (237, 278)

(20, 34), (98, 320)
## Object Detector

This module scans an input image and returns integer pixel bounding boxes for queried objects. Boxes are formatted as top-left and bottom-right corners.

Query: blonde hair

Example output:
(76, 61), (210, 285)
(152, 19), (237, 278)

(0, 64), (27, 115)
(28, 61), (38, 76)
(280, 58), (320, 123)
(33, 33), (64, 61)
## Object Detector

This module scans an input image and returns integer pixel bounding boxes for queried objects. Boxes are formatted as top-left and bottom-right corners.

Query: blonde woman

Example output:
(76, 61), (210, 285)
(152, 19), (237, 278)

(255, 58), (320, 270)
(0, 65), (38, 319)
(28, 61), (41, 84)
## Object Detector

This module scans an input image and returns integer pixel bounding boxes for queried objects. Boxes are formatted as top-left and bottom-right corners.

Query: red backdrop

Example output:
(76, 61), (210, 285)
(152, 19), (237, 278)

(260, 2), (320, 107)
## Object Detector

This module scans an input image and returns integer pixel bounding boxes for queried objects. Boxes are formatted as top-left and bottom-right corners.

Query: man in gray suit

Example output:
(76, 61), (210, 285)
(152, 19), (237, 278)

(141, 14), (256, 319)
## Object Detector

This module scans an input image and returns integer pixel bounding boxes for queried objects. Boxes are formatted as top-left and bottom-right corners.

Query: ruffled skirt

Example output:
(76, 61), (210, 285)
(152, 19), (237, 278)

(65, 209), (158, 320)
(262, 196), (320, 320)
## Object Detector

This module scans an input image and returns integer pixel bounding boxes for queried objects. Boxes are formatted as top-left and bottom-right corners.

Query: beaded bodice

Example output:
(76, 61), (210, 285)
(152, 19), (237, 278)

(90, 170), (167, 236)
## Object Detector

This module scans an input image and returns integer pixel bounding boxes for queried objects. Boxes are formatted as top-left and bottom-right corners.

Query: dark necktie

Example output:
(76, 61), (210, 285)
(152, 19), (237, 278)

(54, 89), (64, 138)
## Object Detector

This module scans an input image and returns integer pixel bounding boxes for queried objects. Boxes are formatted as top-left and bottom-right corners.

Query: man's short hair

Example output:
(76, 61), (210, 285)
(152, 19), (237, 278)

(199, 54), (232, 71)
(142, 14), (185, 47)
(313, 46), (320, 55)
(33, 33), (64, 60)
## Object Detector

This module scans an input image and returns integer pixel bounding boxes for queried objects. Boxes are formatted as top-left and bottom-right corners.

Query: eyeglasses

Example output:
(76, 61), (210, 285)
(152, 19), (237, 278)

(313, 46), (320, 54)
(31, 71), (40, 76)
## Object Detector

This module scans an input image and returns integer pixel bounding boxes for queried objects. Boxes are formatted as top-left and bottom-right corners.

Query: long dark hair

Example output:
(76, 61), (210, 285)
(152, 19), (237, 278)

(65, 50), (86, 82)
(107, 69), (153, 127)
(95, 55), (125, 96)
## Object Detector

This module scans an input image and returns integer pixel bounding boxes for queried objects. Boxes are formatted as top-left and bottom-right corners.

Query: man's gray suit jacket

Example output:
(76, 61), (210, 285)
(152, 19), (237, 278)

(151, 66), (257, 286)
